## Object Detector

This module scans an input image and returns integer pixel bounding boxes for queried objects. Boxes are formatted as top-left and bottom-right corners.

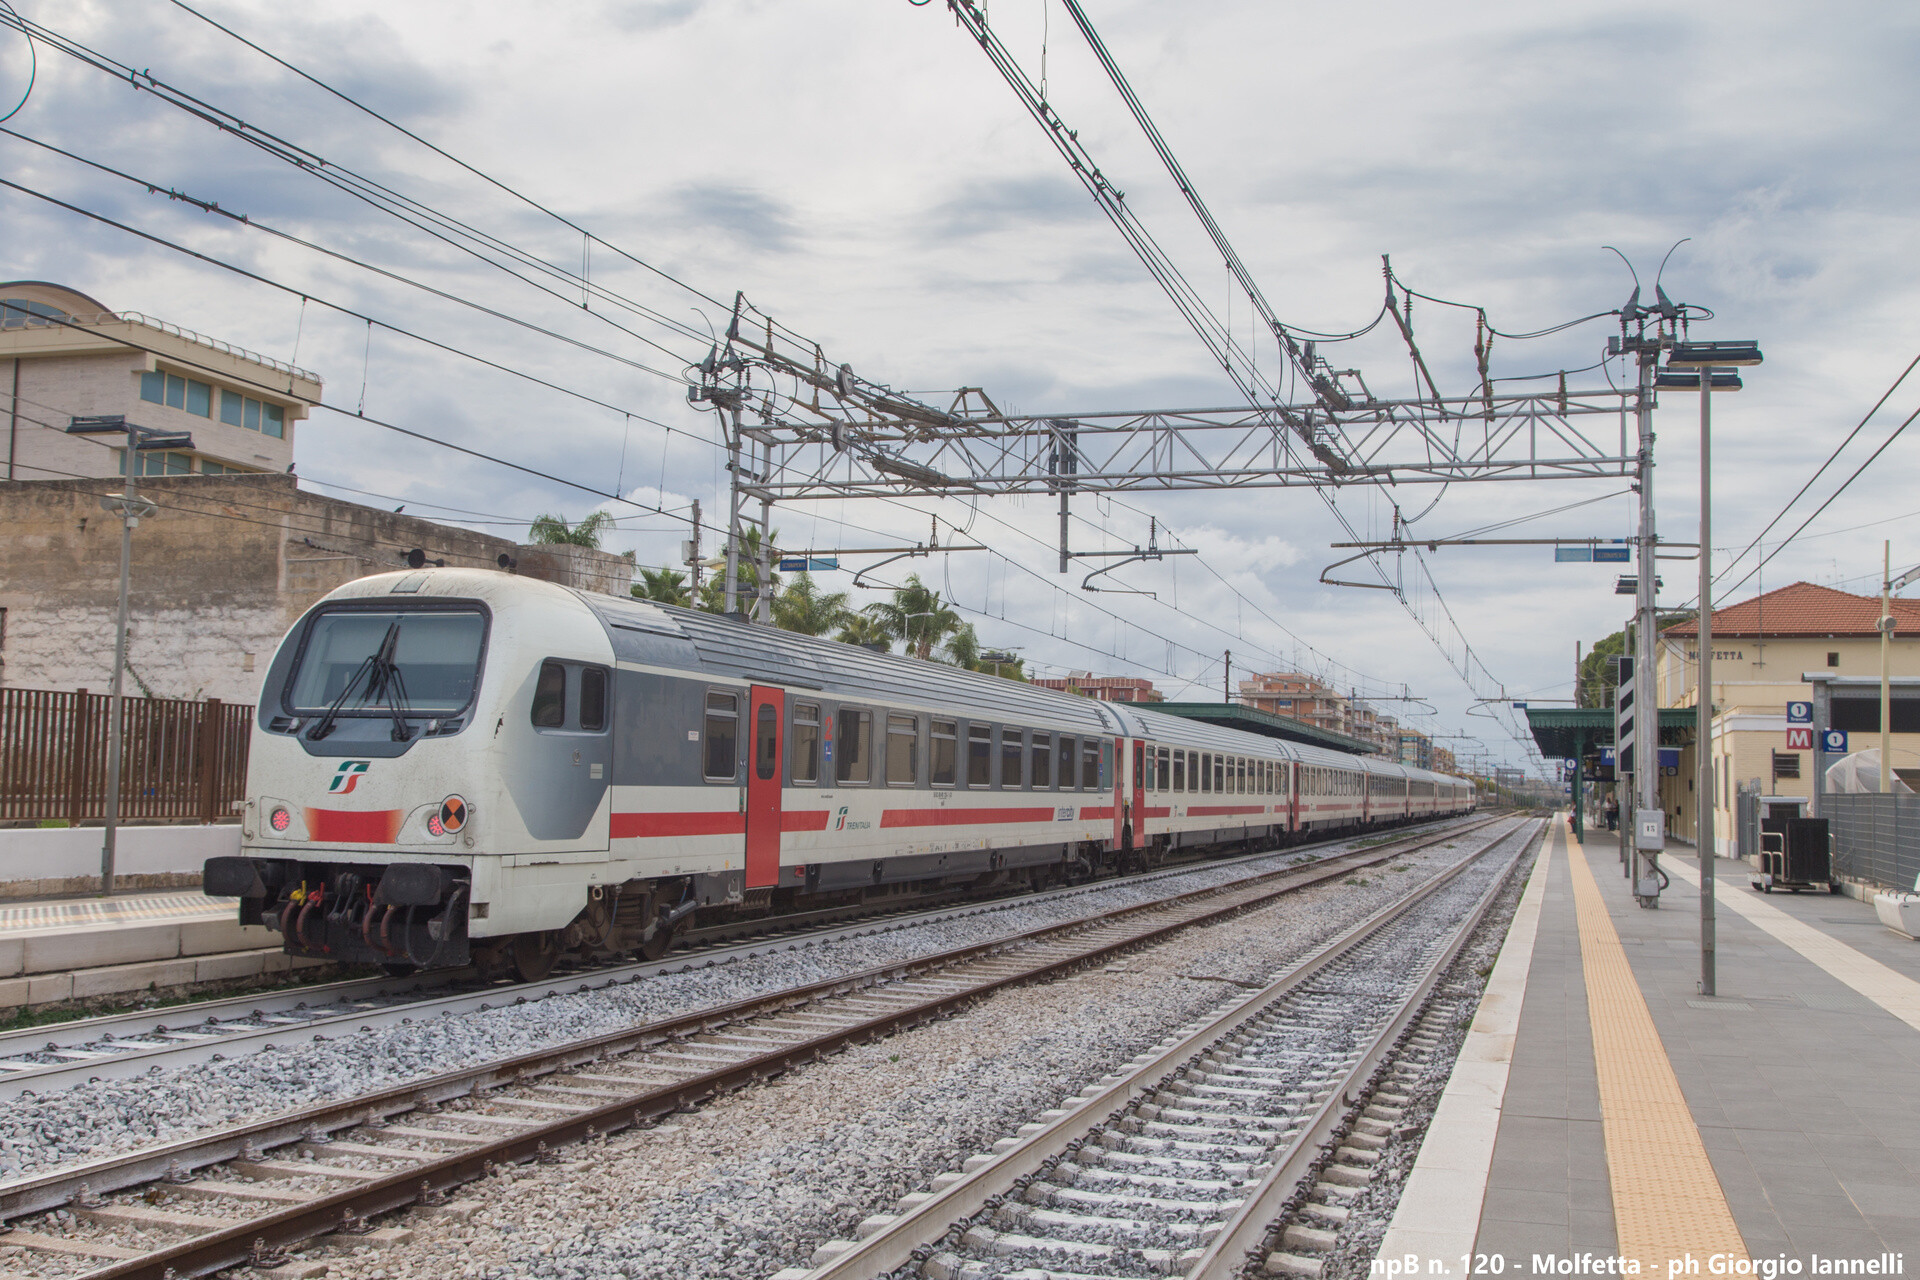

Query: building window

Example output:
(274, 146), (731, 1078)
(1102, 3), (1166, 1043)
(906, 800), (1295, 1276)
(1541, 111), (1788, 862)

(117, 448), (193, 477)
(1771, 752), (1801, 780)
(1827, 652), (1840, 668)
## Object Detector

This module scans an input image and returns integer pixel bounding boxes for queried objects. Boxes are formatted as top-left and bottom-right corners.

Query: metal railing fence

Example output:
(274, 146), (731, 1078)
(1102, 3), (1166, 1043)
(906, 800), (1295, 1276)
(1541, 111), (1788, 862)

(0, 687), (251, 824)
(1825, 792), (1920, 893)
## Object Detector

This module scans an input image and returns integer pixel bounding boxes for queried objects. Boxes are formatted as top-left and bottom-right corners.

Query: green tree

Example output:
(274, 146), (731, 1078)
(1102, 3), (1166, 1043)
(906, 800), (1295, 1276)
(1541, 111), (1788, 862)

(941, 623), (1028, 681)
(863, 574), (962, 659)
(1577, 630), (1628, 708)
(772, 571), (851, 636)
(835, 613), (892, 650)
(527, 511), (615, 548)
(632, 567), (690, 606)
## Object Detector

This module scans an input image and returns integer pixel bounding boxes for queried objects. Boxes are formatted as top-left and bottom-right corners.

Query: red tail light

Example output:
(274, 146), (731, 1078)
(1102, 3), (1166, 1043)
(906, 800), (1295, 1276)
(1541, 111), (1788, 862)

(270, 807), (291, 832)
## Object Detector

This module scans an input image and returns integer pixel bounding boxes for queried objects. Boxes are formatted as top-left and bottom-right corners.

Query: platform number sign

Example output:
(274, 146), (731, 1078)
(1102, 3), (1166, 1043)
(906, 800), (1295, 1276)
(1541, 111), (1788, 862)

(1822, 729), (1848, 753)
(1786, 701), (1813, 725)
(1785, 727), (1813, 751)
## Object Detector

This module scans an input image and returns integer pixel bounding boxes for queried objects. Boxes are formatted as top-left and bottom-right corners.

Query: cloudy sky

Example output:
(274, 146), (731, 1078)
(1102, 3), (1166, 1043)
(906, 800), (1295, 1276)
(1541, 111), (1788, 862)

(5, 0), (1917, 772)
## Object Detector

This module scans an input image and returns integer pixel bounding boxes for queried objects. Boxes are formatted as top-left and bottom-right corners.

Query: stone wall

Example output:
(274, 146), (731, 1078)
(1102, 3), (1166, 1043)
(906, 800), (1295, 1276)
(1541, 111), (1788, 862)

(0, 475), (635, 705)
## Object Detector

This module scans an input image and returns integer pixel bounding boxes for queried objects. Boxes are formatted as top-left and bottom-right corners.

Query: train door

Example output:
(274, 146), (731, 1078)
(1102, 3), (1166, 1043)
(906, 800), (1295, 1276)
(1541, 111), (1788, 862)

(1288, 763), (1299, 832)
(744, 685), (786, 889)
(1112, 736), (1127, 847)
(1131, 741), (1148, 846)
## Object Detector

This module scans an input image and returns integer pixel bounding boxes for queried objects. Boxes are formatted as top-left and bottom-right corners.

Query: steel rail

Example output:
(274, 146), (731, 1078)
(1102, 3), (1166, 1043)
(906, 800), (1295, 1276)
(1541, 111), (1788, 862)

(792, 817), (1541, 1280)
(0, 819), (1508, 1277)
(0, 818), (1481, 1099)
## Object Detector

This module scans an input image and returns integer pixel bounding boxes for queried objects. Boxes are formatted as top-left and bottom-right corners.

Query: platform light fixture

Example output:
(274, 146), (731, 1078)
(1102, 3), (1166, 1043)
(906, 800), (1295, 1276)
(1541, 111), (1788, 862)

(63, 415), (197, 896)
(1662, 337), (1763, 997)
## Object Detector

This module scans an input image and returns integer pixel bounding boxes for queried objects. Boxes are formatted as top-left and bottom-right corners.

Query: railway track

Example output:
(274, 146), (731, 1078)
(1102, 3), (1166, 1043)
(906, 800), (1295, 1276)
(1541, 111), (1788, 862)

(0, 819), (1481, 1101)
(0, 817), (1508, 1279)
(782, 816), (1543, 1280)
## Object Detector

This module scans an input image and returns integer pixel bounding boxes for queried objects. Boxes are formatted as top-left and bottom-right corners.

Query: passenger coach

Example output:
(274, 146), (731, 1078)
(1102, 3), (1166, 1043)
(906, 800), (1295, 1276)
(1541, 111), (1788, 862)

(207, 569), (1473, 981)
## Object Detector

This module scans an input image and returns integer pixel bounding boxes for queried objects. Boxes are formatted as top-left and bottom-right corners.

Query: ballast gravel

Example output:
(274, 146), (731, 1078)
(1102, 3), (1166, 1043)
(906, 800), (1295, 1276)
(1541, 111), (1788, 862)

(290, 832), (1508, 1280)
(0, 825), (1476, 1181)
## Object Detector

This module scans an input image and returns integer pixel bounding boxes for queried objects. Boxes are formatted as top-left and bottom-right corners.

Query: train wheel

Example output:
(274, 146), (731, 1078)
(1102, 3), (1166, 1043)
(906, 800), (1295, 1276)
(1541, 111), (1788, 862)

(510, 931), (562, 983)
(382, 962), (418, 978)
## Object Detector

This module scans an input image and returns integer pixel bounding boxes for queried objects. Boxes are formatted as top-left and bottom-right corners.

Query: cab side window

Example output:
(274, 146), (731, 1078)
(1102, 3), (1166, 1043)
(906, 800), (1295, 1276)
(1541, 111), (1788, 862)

(579, 667), (607, 732)
(532, 661), (566, 728)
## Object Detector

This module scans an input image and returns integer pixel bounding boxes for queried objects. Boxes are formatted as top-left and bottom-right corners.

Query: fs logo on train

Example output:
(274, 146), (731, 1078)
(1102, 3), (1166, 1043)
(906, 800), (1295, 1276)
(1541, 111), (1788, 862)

(327, 761), (370, 794)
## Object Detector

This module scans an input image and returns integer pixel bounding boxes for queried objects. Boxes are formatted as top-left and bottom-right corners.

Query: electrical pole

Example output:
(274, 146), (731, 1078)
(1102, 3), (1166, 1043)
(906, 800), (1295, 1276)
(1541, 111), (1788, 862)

(1697, 369), (1716, 991)
(100, 433), (140, 898)
(1883, 542), (1894, 796)
(687, 499), (702, 594)
(1631, 324), (1664, 907)
(1224, 650), (1231, 704)
(724, 397), (744, 619)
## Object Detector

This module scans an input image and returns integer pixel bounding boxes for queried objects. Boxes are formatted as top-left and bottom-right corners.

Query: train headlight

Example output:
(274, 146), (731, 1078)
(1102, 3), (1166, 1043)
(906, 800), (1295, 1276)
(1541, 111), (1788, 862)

(270, 807), (292, 833)
(427, 814), (446, 837)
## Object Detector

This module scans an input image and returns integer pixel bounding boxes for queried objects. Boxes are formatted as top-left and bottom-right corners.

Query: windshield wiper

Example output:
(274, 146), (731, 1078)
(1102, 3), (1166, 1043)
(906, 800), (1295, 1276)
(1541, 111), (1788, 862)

(307, 622), (412, 742)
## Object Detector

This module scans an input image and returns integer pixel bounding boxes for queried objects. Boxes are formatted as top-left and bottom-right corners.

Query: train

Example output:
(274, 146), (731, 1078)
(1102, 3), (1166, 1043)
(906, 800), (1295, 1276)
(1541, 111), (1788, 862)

(204, 569), (1476, 982)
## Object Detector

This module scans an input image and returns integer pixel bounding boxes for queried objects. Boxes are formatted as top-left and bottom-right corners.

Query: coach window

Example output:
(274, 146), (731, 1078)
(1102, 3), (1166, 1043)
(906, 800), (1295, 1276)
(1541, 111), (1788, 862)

(704, 692), (739, 781)
(1081, 739), (1100, 790)
(969, 724), (993, 788)
(792, 703), (821, 784)
(1058, 735), (1075, 791)
(1237, 758), (1247, 795)
(886, 714), (919, 786)
(1196, 752), (1208, 793)
(931, 719), (958, 787)
(836, 708), (872, 784)
(531, 662), (567, 728)
(1157, 747), (1170, 791)
(1000, 728), (1024, 790)
(1032, 732), (1053, 789)
(579, 667), (608, 732)
(1173, 749), (1187, 792)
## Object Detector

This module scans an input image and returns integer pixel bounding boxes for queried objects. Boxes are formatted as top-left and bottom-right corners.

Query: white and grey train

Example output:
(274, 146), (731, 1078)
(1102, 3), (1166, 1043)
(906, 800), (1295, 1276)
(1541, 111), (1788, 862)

(206, 569), (1476, 981)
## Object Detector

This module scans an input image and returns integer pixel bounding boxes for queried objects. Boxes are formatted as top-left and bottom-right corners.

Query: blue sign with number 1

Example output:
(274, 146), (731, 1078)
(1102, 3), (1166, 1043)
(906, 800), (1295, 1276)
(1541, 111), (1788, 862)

(1822, 729), (1848, 753)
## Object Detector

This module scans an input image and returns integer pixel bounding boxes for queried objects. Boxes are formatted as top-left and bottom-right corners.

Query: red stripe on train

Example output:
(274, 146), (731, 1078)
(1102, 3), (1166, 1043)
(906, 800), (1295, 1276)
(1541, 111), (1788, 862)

(611, 811), (745, 838)
(1186, 804), (1269, 817)
(880, 806), (1059, 828)
(304, 809), (403, 844)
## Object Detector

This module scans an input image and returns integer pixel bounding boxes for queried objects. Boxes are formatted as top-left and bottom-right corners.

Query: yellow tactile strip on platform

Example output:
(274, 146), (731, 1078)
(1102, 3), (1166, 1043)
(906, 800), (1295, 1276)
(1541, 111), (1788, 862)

(1566, 835), (1747, 1273)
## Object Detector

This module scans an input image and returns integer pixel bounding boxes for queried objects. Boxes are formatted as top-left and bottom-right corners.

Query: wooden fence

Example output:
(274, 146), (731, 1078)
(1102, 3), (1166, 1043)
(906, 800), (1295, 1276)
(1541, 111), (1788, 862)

(0, 687), (252, 824)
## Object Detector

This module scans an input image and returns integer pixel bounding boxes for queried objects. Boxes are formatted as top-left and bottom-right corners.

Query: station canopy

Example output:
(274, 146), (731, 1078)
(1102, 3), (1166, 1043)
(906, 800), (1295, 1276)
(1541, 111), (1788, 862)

(1525, 706), (1696, 760)
(1154, 702), (1375, 756)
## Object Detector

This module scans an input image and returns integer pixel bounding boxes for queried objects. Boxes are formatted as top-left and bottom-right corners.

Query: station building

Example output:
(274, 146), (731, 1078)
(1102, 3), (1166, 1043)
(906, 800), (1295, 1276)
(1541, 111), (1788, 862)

(1, 281), (317, 482)
(0, 282), (634, 705)
(1658, 581), (1920, 855)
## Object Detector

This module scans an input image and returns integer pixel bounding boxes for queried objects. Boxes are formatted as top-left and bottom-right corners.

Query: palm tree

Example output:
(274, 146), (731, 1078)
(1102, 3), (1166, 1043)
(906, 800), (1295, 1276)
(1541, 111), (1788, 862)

(863, 574), (962, 659)
(943, 623), (1027, 680)
(836, 613), (892, 650)
(773, 571), (852, 636)
(632, 567), (690, 606)
(528, 511), (616, 549)
(697, 527), (782, 614)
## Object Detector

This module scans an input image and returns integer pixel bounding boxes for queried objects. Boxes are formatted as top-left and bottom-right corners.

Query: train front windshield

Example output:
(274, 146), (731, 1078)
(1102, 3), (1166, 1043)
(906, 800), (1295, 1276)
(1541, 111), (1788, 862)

(285, 608), (487, 715)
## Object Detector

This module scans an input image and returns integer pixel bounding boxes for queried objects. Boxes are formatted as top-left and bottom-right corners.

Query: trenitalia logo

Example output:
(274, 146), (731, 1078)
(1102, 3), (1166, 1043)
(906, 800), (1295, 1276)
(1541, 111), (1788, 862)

(328, 761), (371, 794)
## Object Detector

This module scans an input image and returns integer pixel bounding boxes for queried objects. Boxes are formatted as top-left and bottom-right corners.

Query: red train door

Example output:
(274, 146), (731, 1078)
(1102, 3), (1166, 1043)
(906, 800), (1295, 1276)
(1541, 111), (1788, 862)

(745, 685), (785, 889)
(1132, 741), (1148, 844)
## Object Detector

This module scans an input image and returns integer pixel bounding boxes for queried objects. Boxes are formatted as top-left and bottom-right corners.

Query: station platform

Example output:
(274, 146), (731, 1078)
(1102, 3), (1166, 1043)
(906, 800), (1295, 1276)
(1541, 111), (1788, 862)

(1382, 819), (1920, 1273)
(0, 889), (311, 1012)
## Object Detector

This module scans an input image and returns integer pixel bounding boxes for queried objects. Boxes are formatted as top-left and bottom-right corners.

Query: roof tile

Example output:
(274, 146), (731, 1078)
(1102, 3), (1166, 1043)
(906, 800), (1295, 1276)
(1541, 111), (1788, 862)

(1662, 581), (1920, 638)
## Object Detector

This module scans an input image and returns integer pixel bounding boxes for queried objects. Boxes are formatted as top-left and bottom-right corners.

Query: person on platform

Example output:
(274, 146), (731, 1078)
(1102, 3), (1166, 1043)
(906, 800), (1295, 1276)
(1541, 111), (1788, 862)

(1605, 792), (1619, 832)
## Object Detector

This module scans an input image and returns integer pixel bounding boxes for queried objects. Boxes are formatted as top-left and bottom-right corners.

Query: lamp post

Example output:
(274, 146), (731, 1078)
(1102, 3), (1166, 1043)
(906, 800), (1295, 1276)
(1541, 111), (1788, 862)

(65, 415), (192, 896)
(1877, 550), (1920, 793)
(1663, 340), (1762, 996)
